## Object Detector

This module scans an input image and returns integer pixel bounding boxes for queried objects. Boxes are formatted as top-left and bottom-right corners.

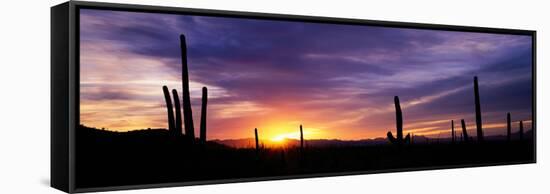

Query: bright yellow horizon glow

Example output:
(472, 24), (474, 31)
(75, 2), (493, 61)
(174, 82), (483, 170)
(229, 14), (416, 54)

(259, 120), (324, 142)
(270, 132), (299, 142)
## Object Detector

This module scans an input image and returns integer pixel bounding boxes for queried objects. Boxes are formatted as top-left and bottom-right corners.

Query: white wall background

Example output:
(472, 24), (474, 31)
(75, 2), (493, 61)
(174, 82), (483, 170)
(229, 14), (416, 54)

(0, 0), (547, 193)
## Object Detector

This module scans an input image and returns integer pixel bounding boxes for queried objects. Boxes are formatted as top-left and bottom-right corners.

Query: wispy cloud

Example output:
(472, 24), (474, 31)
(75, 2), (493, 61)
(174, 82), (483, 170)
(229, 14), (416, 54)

(79, 9), (533, 140)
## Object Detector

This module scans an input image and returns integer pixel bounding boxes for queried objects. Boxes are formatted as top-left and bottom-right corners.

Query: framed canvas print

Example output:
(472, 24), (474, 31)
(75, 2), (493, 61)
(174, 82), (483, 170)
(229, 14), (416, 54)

(51, 1), (536, 193)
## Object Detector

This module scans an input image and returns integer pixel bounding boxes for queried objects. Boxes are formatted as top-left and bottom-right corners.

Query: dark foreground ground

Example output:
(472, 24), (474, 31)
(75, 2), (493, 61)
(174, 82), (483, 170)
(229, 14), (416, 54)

(75, 125), (534, 189)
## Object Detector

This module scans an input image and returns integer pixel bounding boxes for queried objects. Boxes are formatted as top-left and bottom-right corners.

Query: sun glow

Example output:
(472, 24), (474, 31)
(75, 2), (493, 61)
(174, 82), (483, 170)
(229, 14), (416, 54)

(270, 132), (300, 142)
(266, 124), (323, 143)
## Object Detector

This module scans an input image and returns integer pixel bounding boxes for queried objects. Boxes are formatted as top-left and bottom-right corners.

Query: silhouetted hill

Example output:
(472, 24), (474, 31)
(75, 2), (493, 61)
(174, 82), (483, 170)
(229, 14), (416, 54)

(211, 130), (533, 148)
(213, 137), (391, 148)
(76, 125), (534, 189)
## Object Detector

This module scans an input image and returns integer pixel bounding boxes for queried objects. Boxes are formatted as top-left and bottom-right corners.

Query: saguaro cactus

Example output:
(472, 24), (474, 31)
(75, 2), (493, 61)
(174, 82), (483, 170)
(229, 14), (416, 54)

(162, 86), (176, 132)
(172, 89), (183, 136)
(519, 121), (524, 140)
(507, 113), (511, 142)
(180, 34), (195, 141)
(474, 76), (484, 142)
(461, 119), (469, 142)
(300, 125), (304, 150)
(200, 87), (208, 143)
(387, 96), (411, 145)
(254, 128), (260, 152)
(451, 120), (455, 144)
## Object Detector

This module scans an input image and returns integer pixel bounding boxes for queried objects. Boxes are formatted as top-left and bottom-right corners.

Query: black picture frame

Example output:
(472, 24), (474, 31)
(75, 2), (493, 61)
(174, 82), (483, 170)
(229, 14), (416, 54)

(51, 1), (536, 193)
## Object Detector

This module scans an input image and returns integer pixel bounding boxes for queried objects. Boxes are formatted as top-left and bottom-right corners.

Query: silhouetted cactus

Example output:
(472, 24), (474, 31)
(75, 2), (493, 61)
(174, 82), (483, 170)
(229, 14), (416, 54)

(254, 128), (260, 153)
(300, 125), (304, 151)
(473, 76), (484, 142)
(172, 89), (183, 136)
(519, 121), (524, 140)
(387, 96), (411, 145)
(461, 119), (469, 142)
(200, 87), (208, 143)
(507, 113), (511, 142)
(162, 86), (176, 132)
(451, 120), (455, 144)
(180, 34), (195, 141)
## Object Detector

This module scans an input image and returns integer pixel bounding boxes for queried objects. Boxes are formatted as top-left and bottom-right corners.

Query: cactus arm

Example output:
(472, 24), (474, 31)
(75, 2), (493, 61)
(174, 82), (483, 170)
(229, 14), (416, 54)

(162, 86), (176, 132)
(200, 87), (208, 143)
(461, 119), (469, 141)
(387, 131), (397, 144)
(172, 89), (183, 136)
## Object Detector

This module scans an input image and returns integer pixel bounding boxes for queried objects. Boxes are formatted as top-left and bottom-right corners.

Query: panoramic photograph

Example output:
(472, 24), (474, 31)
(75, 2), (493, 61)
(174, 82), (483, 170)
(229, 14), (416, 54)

(77, 8), (534, 188)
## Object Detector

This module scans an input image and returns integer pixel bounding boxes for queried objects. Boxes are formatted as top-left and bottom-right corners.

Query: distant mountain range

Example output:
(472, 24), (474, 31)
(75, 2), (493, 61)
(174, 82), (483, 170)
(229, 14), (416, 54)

(211, 136), (426, 148)
(80, 125), (533, 148)
(212, 130), (533, 148)
(212, 137), (390, 148)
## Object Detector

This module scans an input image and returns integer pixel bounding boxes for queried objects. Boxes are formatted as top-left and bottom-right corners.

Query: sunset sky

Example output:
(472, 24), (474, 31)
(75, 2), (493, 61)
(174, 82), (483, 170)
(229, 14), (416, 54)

(79, 9), (533, 141)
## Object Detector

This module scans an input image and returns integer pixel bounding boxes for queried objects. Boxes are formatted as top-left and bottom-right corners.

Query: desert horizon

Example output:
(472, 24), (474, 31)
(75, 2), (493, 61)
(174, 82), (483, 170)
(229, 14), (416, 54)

(79, 118), (534, 141)
(74, 7), (534, 189)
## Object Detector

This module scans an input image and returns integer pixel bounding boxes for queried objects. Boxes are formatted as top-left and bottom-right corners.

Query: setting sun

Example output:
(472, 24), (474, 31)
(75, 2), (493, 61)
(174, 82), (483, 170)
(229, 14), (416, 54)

(262, 123), (322, 143)
(70, 7), (535, 190)
(270, 132), (299, 142)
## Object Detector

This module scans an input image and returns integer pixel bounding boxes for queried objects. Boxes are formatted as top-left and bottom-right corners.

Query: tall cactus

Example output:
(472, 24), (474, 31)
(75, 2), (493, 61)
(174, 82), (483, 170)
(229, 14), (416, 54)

(200, 87), (208, 143)
(172, 89), (183, 136)
(300, 125), (304, 150)
(474, 76), (484, 142)
(507, 113), (511, 142)
(162, 86), (176, 132)
(451, 120), (455, 144)
(461, 119), (469, 142)
(387, 96), (411, 145)
(254, 128), (260, 152)
(519, 121), (524, 140)
(180, 34), (195, 141)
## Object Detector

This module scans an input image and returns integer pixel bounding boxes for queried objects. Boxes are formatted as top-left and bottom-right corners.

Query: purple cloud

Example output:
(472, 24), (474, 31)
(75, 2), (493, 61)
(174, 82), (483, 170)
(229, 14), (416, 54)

(79, 9), (533, 139)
